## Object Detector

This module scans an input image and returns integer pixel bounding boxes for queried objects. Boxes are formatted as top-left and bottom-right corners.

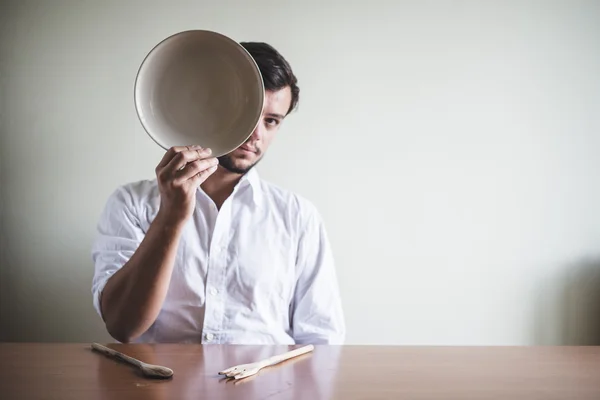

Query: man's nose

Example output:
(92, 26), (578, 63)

(249, 121), (264, 141)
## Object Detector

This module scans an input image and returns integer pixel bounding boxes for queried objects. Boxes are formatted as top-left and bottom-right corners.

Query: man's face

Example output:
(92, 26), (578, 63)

(218, 87), (292, 174)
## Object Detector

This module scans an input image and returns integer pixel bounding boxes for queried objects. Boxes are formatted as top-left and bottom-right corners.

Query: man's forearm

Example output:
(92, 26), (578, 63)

(100, 213), (184, 342)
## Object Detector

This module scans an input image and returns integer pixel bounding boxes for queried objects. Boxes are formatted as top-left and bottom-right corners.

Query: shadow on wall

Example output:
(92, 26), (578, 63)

(0, 217), (111, 342)
(534, 257), (600, 345)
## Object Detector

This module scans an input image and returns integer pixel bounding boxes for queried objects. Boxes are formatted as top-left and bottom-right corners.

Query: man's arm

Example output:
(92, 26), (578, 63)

(98, 211), (184, 343)
(93, 146), (218, 343)
(291, 205), (345, 344)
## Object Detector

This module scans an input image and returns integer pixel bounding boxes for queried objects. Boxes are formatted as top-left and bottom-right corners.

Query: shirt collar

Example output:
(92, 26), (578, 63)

(238, 168), (263, 208)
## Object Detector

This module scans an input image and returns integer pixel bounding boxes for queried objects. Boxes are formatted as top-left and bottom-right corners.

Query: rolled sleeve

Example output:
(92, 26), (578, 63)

(292, 206), (345, 344)
(91, 187), (145, 320)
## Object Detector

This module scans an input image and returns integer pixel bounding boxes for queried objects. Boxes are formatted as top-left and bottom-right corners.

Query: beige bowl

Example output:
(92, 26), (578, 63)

(134, 30), (265, 156)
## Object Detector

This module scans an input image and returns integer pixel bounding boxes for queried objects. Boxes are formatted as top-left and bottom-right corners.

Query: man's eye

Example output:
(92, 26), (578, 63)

(265, 118), (279, 126)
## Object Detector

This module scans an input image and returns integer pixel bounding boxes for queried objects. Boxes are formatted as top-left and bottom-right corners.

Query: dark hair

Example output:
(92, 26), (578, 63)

(240, 42), (299, 115)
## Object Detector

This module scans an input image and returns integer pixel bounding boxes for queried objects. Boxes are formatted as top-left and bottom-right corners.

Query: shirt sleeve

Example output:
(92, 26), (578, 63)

(91, 187), (145, 320)
(292, 206), (346, 344)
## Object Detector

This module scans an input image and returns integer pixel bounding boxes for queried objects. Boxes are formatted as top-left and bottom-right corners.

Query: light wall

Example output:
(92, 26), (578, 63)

(1, 0), (600, 344)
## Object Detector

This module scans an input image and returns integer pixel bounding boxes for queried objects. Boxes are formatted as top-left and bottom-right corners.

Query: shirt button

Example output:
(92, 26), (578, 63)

(205, 332), (214, 342)
(209, 287), (218, 296)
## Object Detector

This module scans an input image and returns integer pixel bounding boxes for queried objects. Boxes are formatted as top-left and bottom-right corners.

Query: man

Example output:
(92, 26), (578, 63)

(91, 42), (345, 344)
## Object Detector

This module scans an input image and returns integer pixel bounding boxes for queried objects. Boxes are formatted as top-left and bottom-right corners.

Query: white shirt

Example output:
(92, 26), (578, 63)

(91, 169), (345, 344)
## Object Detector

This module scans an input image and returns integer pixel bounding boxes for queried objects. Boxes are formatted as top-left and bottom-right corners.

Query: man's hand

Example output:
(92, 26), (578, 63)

(155, 145), (218, 225)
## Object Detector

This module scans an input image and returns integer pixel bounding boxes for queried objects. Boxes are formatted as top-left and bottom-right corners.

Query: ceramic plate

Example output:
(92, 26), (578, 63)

(134, 30), (265, 156)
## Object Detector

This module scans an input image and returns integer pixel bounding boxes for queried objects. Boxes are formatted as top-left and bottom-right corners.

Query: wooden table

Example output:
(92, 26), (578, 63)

(1, 344), (600, 399)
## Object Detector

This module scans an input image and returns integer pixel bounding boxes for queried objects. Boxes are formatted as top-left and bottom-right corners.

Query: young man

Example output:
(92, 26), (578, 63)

(91, 42), (345, 344)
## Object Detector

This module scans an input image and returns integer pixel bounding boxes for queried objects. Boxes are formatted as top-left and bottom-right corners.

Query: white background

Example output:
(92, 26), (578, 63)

(1, 0), (600, 345)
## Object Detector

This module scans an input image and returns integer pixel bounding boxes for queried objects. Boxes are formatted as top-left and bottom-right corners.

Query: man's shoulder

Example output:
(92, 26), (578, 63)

(259, 178), (321, 220)
(96, 179), (160, 231)
(106, 178), (160, 209)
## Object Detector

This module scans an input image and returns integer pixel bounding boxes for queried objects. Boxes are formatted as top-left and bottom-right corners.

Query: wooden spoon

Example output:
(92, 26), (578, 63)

(91, 343), (173, 379)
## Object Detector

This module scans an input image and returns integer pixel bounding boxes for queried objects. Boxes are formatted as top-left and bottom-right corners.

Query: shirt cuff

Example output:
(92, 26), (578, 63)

(92, 276), (110, 321)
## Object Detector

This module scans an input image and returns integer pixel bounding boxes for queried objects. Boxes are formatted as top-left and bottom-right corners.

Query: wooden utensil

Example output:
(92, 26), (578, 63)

(91, 343), (173, 379)
(219, 344), (314, 380)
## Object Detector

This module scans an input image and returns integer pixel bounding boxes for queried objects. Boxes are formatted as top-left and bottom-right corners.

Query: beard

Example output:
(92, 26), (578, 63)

(217, 152), (262, 174)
